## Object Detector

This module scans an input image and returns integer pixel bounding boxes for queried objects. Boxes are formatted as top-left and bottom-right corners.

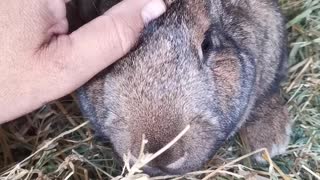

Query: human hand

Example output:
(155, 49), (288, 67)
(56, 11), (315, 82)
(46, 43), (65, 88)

(0, 0), (166, 123)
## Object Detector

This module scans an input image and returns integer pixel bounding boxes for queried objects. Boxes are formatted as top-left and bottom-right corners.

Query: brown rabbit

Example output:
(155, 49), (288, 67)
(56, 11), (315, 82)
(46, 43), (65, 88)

(69, 0), (292, 175)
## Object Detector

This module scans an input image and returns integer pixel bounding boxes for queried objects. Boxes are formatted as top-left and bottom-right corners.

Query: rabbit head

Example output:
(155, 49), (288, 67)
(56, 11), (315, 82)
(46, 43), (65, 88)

(77, 0), (287, 175)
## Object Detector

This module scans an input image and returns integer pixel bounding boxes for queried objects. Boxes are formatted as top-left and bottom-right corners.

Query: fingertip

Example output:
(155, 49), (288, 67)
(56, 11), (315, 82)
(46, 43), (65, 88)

(141, 0), (166, 24)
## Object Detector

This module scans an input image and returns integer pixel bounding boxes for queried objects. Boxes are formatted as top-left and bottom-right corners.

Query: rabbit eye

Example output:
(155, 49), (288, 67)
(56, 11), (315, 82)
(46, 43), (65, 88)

(201, 35), (213, 57)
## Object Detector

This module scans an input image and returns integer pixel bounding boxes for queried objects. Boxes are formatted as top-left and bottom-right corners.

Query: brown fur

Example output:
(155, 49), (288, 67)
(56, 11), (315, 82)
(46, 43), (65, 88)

(68, 0), (291, 175)
(240, 93), (291, 162)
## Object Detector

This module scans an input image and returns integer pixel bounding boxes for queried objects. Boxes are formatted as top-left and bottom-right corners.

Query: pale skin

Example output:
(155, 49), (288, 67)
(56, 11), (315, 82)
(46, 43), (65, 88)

(0, 0), (166, 123)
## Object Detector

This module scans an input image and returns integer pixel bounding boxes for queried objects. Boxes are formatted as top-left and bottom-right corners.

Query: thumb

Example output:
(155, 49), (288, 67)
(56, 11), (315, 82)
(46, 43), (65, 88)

(44, 0), (166, 97)
(69, 0), (165, 62)
(69, 0), (166, 76)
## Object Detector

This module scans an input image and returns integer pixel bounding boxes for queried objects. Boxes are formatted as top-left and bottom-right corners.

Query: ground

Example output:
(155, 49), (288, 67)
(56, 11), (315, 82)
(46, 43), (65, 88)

(0, 0), (319, 179)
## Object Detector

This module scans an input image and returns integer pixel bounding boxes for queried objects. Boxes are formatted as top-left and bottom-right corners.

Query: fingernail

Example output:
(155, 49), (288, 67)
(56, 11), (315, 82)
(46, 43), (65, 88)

(141, 0), (166, 24)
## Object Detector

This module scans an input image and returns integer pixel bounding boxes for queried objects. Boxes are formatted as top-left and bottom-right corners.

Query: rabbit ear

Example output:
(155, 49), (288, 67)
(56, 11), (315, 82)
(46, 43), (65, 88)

(212, 52), (244, 112)
(203, 36), (256, 134)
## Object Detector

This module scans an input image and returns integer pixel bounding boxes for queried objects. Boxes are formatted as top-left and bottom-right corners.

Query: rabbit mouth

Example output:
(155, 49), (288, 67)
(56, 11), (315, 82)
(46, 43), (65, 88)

(127, 152), (190, 175)
(166, 153), (188, 169)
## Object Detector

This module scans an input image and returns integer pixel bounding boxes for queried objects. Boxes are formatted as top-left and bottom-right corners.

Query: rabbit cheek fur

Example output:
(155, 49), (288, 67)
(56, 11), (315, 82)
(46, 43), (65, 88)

(76, 0), (291, 175)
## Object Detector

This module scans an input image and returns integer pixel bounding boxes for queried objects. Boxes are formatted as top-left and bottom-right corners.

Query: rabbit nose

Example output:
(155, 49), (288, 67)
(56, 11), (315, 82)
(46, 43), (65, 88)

(141, 152), (188, 175)
(165, 153), (188, 169)
(129, 147), (188, 175)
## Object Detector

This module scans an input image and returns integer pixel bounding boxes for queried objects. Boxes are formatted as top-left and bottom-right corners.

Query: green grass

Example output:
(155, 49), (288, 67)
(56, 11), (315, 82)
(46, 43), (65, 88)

(0, 0), (319, 179)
